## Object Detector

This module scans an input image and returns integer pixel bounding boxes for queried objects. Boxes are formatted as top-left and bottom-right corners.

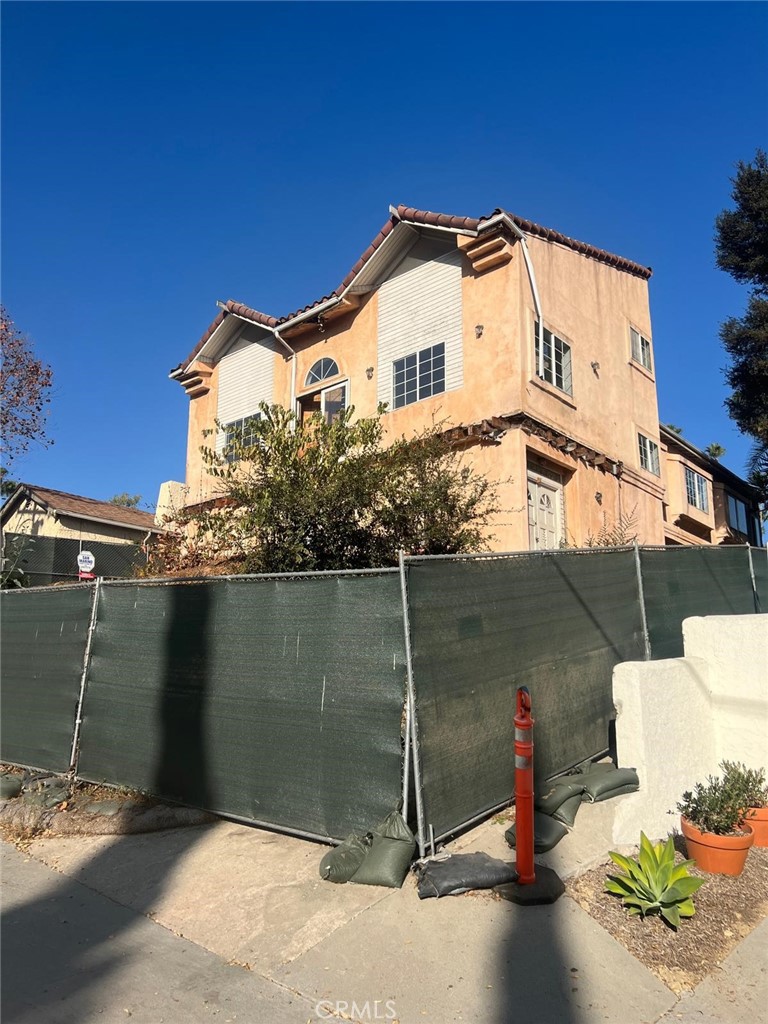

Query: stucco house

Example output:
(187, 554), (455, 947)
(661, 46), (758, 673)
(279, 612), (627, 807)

(163, 203), (760, 552)
(1, 484), (163, 584)
(659, 427), (762, 546)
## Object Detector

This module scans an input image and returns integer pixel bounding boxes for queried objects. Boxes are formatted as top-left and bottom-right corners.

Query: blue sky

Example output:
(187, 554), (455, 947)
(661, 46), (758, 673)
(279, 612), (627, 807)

(2, 1), (766, 508)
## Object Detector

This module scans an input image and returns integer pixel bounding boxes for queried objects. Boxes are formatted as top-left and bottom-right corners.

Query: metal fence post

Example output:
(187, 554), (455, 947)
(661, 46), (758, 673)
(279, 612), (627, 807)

(398, 550), (427, 858)
(633, 540), (652, 660)
(69, 576), (102, 773)
(747, 545), (760, 613)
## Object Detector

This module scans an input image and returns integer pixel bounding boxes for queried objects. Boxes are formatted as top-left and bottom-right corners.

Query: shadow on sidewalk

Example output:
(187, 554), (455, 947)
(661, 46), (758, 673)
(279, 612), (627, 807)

(493, 875), (585, 1024)
(2, 583), (214, 1022)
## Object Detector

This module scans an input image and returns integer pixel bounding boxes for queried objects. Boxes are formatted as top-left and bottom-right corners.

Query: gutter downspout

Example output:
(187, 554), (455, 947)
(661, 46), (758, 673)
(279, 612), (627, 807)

(273, 328), (297, 419)
(476, 212), (545, 379)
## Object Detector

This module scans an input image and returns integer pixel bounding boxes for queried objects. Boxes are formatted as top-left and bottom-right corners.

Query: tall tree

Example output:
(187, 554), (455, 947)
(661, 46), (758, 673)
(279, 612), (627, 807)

(109, 493), (142, 508)
(0, 308), (53, 466)
(714, 151), (768, 492)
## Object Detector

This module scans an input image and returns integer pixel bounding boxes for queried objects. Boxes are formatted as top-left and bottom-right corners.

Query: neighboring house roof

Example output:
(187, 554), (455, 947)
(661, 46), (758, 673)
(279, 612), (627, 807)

(173, 203), (653, 374)
(1, 484), (162, 533)
(659, 426), (760, 500)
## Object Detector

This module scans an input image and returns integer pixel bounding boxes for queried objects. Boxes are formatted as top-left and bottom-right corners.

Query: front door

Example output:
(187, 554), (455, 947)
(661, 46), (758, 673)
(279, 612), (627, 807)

(527, 467), (564, 550)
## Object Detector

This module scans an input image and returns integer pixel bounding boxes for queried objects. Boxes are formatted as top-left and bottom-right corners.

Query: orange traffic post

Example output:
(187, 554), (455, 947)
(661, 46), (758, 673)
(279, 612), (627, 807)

(496, 687), (563, 905)
(514, 686), (535, 885)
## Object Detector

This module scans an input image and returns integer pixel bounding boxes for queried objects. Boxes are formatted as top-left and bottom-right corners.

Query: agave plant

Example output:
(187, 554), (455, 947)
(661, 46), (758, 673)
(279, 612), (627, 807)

(605, 832), (705, 929)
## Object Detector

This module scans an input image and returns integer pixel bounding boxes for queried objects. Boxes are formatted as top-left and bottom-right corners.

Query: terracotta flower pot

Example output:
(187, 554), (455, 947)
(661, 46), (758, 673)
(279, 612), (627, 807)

(742, 806), (768, 848)
(681, 817), (754, 876)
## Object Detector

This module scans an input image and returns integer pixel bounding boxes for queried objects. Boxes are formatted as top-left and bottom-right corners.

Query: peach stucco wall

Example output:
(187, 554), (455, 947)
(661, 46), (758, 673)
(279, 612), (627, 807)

(181, 228), (667, 550)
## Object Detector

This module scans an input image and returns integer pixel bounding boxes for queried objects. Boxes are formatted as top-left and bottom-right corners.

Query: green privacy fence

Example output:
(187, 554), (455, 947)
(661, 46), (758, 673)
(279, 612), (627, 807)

(751, 546), (768, 612)
(404, 548), (646, 845)
(0, 584), (94, 772)
(1, 544), (764, 849)
(641, 546), (759, 659)
(78, 572), (407, 841)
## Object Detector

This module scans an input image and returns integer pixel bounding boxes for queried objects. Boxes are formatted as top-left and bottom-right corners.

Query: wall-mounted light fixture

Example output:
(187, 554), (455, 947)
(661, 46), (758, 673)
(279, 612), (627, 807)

(317, 315), (326, 334)
(366, 366), (374, 380)
(595, 491), (603, 505)
(475, 324), (484, 339)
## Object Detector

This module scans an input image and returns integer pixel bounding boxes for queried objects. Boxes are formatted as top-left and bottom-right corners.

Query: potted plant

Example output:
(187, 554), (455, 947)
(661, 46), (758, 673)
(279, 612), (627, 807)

(677, 774), (754, 876)
(721, 760), (768, 848)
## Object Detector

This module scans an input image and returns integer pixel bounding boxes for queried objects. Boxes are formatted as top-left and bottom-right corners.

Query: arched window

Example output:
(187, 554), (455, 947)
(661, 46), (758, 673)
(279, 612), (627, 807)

(305, 358), (340, 387)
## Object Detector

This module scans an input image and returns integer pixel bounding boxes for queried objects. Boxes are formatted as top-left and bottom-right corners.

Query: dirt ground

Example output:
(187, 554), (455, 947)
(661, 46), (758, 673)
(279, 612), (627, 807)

(0, 767), (209, 846)
(567, 840), (768, 993)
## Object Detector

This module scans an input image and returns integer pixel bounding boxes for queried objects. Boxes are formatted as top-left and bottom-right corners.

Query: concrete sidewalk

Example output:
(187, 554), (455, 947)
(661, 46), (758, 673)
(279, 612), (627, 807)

(3, 810), (766, 1024)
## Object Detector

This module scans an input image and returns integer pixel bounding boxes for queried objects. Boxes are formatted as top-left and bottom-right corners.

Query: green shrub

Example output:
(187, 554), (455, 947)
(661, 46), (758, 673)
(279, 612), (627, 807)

(720, 760), (768, 811)
(605, 833), (705, 929)
(677, 775), (745, 835)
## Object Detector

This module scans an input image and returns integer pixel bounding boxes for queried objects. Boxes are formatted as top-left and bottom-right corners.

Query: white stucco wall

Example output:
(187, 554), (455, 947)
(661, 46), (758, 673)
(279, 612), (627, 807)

(611, 614), (768, 846)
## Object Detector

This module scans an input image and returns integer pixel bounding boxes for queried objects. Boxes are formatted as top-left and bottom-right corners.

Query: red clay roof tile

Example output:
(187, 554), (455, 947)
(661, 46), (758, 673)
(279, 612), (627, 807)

(173, 204), (652, 373)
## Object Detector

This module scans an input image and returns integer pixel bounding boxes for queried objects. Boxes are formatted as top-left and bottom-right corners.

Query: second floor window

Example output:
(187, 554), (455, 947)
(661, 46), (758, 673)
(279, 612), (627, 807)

(223, 413), (261, 462)
(684, 466), (709, 512)
(630, 327), (653, 372)
(534, 322), (573, 396)
(726, 493), (751, 535)
(638, 433), (660, 475)
(305, 358), (340, 386)
(393, 343), (445, 409)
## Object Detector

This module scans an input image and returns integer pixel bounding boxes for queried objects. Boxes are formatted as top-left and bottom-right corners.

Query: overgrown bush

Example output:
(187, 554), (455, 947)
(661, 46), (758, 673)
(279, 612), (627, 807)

(148, 403), (502, 576)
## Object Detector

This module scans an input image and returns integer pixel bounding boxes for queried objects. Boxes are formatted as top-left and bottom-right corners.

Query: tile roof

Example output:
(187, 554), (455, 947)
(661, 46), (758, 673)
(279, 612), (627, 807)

(5, 485), (161, 531)
(174, 204), (652, 372)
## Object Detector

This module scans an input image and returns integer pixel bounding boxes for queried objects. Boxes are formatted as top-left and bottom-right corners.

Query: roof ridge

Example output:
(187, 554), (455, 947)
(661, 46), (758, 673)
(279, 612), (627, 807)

(174, 203), (652, 372)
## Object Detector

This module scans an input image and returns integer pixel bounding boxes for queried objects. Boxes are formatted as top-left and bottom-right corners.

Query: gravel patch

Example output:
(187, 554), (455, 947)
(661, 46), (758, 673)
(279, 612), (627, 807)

(567, 840), (768, 993)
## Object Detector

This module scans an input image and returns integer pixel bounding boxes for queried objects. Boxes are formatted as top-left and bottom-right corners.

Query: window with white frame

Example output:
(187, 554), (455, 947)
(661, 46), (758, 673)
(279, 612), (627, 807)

(684, 466), (709, 512)
(392, 343), (445, 409)
(305, 358), (340, 386)
(534, 322), (573, 396)
(630, 327), (653, 372)
(638, 433), (660, 475)
(221, 413), (261, 462)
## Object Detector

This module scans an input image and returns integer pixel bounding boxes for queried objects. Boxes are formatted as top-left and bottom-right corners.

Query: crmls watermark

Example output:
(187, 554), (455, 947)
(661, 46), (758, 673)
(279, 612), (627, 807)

(315, 998), (397, 1020)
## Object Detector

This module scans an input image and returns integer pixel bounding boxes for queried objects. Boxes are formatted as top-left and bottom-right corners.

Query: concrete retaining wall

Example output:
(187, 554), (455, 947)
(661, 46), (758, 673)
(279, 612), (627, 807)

(611, 614), (768, 845)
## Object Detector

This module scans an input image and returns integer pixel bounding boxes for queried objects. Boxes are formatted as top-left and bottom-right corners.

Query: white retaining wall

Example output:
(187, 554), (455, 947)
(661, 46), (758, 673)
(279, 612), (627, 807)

(611, 614), (768, 846)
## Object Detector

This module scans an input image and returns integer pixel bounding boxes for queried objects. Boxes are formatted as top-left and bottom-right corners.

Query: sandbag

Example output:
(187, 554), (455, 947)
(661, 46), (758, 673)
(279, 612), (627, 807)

(349, 811), (416, 888)
(550, 792), (583, 827)
(535, 780), (586, 816)
(319, 833), (370, 883)
(505, 812), (568, 853)
(581, 767), (639, 803)
(416, 853), (518, 899)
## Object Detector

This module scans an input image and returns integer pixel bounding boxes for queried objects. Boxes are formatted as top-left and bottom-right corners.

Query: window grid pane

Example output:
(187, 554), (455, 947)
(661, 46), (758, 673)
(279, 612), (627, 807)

(306, 358), (340, 386)
(630, 327), (652, 371)
(685, 467), (709, 512)
(223, 413), (261, 462)
(638, 433), (660, 476)
(535, 322), (572, 396)
(392, 344), (446, 409)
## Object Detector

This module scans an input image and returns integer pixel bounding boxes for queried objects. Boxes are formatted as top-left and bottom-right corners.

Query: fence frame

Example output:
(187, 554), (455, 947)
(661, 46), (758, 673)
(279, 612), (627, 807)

(69, 577), (101, 772)
(3, 543), (766, 850)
